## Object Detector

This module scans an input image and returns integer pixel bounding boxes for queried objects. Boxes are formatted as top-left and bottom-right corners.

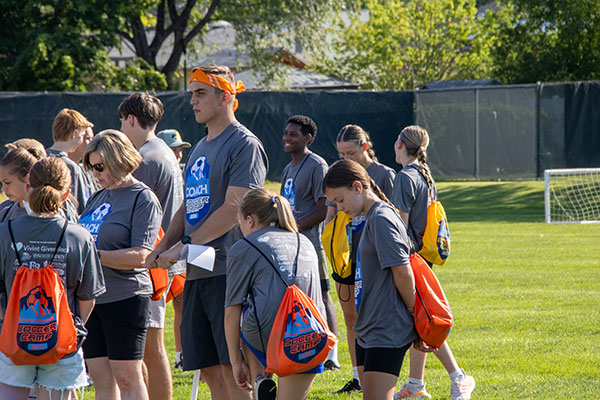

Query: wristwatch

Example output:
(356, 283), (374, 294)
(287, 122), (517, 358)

(181, 235), (192, 245)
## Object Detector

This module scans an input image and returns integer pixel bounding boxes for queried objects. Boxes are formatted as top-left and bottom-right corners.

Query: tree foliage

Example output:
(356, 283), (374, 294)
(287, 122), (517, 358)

(315, 0), (501, 90)
(491, 0), (600, 83)
(114, 0), (344, 88)
(0, 0), (166, 91)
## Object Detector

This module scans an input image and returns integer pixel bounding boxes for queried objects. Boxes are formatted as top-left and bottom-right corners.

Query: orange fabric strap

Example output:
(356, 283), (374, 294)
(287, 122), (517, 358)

(189, 68), (246, 111)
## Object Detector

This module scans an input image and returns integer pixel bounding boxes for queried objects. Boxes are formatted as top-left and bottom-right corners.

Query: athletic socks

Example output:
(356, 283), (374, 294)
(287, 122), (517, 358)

(352, 366), (360, 384)
(449, 369), (466, 380)
(176, 351), (183, 363)
(408, 378), (425, 386)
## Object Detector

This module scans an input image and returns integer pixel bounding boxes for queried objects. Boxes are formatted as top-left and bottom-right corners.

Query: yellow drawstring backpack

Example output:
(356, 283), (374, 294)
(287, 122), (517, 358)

(321, 211), (353, 279)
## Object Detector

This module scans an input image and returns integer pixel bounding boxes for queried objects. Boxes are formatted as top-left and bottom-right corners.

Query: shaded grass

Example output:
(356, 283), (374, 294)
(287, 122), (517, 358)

(85, 181), (600, 399)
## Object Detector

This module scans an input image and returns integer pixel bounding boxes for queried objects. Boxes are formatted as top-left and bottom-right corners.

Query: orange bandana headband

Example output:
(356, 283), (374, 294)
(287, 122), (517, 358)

(189, 68), (246, 111)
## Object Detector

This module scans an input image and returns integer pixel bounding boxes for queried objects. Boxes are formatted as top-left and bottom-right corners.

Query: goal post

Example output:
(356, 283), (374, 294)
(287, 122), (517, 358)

(544, 168), (600, 224)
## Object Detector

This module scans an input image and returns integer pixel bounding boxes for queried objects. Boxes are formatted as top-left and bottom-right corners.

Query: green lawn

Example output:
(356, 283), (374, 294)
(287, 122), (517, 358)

(85, 181), (600, 399)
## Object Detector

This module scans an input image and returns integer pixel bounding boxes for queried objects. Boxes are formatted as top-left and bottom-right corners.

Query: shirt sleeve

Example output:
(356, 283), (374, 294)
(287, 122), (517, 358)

(229, 137), (268, 189)
(371, 210), (410, 269)
(381, 169), (396, 200)
(225, 244), (254, 308)
(394, 172), (417, 214)
(75, 233), (106, 300)
(131, 190), (163, 250)
(311, 160), (328, 203)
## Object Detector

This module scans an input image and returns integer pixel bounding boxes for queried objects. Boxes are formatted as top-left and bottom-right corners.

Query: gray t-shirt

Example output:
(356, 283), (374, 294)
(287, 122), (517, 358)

(367, 160), (396, 199)
(280, 151), (328, 250)
(0, 200), (78, 224)
(391, 162), (430, 250)
(78, 182), (162, 304)
(225, 227), (326, 351)
(355, 201), (416, 348)
(47, 149), (92, 214)
(184, 121), (268, 280)
(0, 215), (106, 348)
(133, 137), (186, 276)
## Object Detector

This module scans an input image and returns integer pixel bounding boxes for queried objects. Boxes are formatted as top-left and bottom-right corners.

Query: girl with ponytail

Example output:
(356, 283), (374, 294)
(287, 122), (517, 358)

(328, 126), (397, 393)
(392, 126), (475, 400)
(0, 157), (105, 399)
(224, 188), (327, 400)
(323, 160), (418, 400)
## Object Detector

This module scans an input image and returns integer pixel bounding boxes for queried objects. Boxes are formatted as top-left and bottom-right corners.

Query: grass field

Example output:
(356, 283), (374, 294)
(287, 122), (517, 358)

(85, 181), (600, 399)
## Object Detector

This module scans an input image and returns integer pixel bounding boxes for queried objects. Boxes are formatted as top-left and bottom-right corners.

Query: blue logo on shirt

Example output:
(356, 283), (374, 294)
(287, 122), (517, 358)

(354, 249), (363, 312)
(185, 155), (210, 225)
(282, 178), (296, 214)
(78, 202), (112, 244)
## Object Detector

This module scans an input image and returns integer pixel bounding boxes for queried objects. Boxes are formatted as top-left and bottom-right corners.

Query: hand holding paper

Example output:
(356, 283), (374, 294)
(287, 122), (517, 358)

(180, 244), (216, 272)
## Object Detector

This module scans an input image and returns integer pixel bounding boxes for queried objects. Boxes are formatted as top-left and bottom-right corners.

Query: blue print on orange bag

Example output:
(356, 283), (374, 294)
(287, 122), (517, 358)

(17, 286), (58, 355)
(282, 300), (328, 364)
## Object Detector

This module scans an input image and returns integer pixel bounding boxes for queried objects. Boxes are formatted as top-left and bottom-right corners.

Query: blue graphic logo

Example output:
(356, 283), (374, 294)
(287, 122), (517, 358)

(354, 250), (363, 312)
(282, 178), (296, 214)
(351, 215), (366, 232)
(185, 156), (210, 225)
(283, 299), (327, 364)
(437, 218), (450, 260)
(17, 286), (57, 355)
(78, 202), (112, 244)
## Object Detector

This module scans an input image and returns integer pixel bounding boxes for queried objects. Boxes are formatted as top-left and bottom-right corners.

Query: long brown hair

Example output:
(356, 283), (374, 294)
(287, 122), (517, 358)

(398, 125), (434, 187)
(323, 160), (394, 210)
(240, 188), (298, 232)
(28, 157), (71, 215)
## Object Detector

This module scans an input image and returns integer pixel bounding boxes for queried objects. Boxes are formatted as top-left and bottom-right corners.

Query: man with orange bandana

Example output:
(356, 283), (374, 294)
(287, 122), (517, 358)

(146, 65), (268, 400)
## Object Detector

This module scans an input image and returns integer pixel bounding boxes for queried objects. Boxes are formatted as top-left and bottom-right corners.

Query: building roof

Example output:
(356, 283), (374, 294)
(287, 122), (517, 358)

(235, 66), (358, 90)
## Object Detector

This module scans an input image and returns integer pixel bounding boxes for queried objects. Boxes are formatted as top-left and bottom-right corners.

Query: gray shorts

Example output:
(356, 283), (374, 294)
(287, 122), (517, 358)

(0, 349), (87, 391)
(146, 275), (174, 329)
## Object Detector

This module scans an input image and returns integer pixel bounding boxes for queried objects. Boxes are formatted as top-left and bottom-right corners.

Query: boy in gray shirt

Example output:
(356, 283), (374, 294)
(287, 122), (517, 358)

(280, 114), (340, 370)
(147, 65), (267, 400)
(47, 109), (95, 214)
(118, 92), (185, 400)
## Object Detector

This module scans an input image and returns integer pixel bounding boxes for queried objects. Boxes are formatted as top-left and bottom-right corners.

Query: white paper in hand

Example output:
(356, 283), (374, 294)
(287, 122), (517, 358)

(180, 244), (216, 271)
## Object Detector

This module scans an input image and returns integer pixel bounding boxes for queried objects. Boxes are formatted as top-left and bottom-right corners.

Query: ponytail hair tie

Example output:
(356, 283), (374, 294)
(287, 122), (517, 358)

(272, 195), (277, 204)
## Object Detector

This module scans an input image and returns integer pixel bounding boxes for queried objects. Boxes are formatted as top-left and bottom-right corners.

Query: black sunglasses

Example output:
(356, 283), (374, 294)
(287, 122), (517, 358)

(90, 163), (104, 173)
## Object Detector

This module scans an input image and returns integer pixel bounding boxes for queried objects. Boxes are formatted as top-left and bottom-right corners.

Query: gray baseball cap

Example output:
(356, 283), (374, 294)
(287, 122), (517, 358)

(157, 129), (191, 148)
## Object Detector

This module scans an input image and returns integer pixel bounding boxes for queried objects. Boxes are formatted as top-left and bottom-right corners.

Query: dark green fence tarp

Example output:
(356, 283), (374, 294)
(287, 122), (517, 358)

(1, 82), (600, 180)
(0, 91), (415, 181)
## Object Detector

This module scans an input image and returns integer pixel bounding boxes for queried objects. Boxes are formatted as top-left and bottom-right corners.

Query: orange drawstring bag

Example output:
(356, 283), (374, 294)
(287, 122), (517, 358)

(0, 220), (77, 365)
(244, 235), (337, 377)
(410, 252), (453, 349)
(166, 273), (186, 303)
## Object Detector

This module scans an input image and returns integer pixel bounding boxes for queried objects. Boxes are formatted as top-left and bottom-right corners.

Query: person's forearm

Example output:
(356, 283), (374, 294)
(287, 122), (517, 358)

(100, 247), (152, 270)
(324, 205), (338, 225)
(297, 199), (327, 231)
(78, 298), (95, 323)
(392, 264), (416, 311)
(188, 203), (239, 245)
(225, 306), (244, 364)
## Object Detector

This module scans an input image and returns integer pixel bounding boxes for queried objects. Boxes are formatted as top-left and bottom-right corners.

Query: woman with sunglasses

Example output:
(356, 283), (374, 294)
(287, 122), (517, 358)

(78, 130), (162, 400)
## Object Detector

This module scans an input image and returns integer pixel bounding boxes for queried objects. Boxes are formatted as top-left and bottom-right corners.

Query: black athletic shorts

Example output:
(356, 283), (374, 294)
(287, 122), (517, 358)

(355, 340), (412, 376)
(181, 275), (230, 371)
(83, 295), (150, 360)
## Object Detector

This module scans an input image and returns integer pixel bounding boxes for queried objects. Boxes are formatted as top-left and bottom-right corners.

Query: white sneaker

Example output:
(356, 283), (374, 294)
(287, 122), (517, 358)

(393, 383), (432, 399)
(451, 371), (475, 400)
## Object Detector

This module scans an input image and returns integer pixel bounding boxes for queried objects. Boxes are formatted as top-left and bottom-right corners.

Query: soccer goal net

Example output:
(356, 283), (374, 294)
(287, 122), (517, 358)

(544, 168), (600, 224)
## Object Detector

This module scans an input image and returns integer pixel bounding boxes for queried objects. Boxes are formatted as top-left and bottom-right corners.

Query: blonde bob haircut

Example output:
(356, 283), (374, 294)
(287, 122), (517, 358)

(83, 129), (142, 184)
(240, 188), (298, 233)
